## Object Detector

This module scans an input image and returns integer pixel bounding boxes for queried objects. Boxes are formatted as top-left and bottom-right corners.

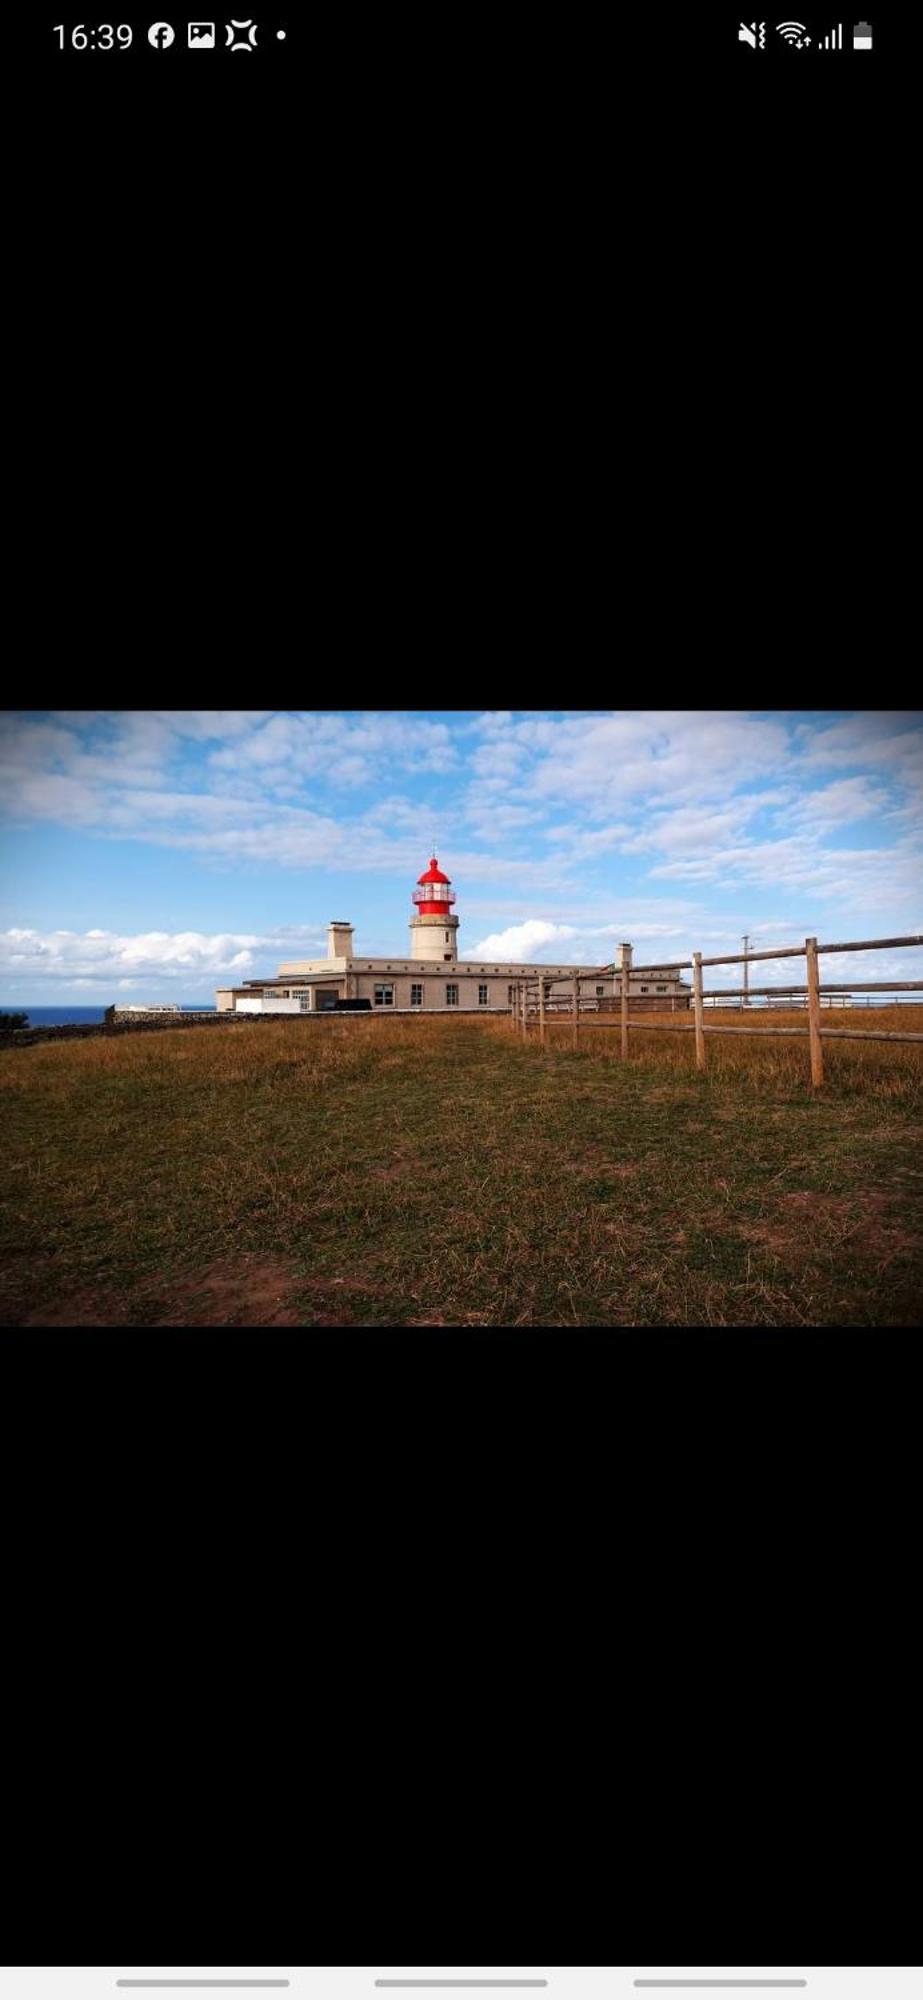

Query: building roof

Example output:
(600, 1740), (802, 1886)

(244, 959), (688, 984)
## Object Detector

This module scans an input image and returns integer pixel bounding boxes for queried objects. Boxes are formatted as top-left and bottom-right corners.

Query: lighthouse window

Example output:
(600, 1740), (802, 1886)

(445, 932), (450, 943)
(374, 984), (394, 1007)
(445, 984), (459, 1007)
(478, 984), (489, 1005)
(410, 984), (423, 1007)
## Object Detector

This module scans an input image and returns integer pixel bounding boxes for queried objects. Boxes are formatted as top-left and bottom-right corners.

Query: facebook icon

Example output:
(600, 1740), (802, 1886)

(147, 21), (176, 46)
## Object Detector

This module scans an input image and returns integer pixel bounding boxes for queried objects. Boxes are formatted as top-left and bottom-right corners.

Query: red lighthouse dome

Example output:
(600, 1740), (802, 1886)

(412, 856), (457, 918)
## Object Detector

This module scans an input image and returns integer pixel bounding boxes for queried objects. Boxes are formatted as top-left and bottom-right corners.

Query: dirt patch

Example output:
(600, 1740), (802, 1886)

(299, 1275), (377, 1296)
(21, 1287), (132, 1328)
(739, 1189), (923, 1269)
(155, 1258), (306, 1326)
(15, 1262), (384, 1329)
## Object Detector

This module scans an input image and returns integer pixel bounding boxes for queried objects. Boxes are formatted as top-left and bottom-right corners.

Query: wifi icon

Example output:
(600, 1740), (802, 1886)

(776, 20), (811, 43)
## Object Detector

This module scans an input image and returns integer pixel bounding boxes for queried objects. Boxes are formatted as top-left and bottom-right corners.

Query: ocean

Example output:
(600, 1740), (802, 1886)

(0, 1005), (218, 1029)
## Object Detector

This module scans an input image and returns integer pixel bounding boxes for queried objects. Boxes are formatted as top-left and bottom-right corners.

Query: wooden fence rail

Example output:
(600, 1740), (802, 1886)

(565, 1020), (923, 1045)
(513, 932), (923, 1088)
(702, 981), (923, 998)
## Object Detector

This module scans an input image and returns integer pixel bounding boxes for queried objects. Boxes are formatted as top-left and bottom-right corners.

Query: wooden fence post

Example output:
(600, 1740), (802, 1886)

(693, 951), (706, 1071)
(572, 972), (579, 1050)
(520, 981), (526, 1040)
(539, 975), (546, 1049)
(805, 936), (824, 1088)
(620, 943), (631, 1061)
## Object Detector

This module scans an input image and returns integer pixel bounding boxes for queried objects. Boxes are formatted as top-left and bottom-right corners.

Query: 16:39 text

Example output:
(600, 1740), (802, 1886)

(53, 25), (134, 48)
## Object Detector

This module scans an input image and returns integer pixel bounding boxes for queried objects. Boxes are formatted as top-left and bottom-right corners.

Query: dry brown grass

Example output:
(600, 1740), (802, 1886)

(1, 1010), (921, 1328)
(540, 1003), (923, 1099)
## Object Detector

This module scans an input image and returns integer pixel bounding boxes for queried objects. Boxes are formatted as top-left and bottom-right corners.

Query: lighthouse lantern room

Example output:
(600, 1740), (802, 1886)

(409, 855), (459, 962)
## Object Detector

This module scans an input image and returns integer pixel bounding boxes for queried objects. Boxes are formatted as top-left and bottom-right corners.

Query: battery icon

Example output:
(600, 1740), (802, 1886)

(853, 21), (873, 47)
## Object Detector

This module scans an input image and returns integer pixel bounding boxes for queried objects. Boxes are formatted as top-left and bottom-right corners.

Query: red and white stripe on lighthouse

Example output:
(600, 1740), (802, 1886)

(412, 855), (456, 916)
(409, 855), (460, 961)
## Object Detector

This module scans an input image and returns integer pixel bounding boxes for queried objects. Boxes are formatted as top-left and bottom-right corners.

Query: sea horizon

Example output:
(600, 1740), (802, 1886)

(0, 1003), (218, 1028)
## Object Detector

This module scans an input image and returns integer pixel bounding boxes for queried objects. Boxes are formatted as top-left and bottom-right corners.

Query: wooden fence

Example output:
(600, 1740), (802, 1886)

(512, 933), (923, 1088)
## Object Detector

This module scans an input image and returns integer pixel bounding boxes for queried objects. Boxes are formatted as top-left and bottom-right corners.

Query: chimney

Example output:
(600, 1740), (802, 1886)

(327, 922), (354, 961)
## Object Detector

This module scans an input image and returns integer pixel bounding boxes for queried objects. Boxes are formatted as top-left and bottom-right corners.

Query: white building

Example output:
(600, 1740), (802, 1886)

(105, 1003), (182, 1018)
(215, 856), (690, 1016)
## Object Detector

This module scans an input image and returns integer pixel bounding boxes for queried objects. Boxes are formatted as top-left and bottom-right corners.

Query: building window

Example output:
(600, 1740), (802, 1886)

(478, 984), (488, 1005)
(374, 984), (394, 1007)
(656, 985), (667, 993)
(640, 985), (649, 993)
(298, 992), (311, 1012)
(508, 985), (516, 1004)
(410, 984), (423, 1007)
(446, 984), (458, 1007)
(596, 984), (604, 997)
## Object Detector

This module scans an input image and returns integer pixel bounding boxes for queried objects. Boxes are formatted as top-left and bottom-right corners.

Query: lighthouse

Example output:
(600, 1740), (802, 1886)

(409, 854), (459, 963)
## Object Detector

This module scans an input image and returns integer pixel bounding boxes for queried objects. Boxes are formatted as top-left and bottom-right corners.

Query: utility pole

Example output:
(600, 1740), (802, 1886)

(742, 934), (750, 1008)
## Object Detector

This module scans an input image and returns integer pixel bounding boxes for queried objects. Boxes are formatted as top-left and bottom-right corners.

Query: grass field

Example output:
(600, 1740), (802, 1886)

(2, 1010), (922, 1327)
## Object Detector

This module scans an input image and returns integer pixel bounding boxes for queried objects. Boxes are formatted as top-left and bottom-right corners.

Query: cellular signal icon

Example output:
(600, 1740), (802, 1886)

(776, 21), (811, 44)
(818, 22), (844, 47)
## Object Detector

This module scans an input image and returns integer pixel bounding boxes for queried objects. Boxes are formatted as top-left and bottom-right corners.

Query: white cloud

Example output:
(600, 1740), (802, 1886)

(469, 919), (578, 961)
(0, 710), (460, 850)
(471, 711), (514, 732)
(208, 712), (457, 782)
(0, 926), (325, 988)
(463, 802), (546, 842)
(787, 775), (893, 830)
(798, 712), (923, 773)
(152, 711), (274, 741)
(467, 711), (792, 818)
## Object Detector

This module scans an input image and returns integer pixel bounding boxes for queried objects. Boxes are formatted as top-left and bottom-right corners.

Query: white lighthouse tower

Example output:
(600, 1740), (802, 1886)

(409, 854), (459, 963)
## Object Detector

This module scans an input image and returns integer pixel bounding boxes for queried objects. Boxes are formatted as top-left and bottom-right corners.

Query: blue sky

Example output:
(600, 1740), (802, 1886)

(1, 709), (921, 1003)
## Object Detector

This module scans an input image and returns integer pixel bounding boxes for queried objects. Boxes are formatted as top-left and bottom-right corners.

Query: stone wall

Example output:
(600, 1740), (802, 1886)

(0, 1013), (264, 1049)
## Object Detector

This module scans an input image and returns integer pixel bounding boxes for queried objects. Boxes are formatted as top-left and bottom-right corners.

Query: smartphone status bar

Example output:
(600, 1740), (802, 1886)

(45, 19), (292, 55)
(2, 1975), (919, 1998)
